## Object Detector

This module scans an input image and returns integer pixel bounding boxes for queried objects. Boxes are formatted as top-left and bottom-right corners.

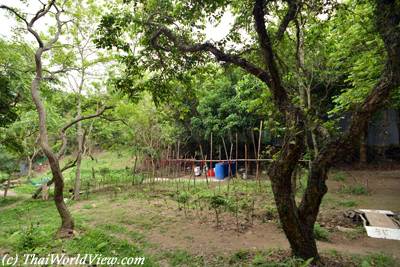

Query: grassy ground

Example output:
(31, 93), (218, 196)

(0, 151), (399, 266)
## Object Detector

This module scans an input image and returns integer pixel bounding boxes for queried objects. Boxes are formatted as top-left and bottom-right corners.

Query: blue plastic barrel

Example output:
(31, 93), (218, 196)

(215, 163), (225, 180)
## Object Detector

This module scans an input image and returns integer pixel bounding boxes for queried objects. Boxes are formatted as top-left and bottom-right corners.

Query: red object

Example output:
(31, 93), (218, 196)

(207, 169), (215, 177)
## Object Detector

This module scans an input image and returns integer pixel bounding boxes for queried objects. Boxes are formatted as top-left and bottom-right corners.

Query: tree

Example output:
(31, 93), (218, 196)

(62, 0), (110, 200)
(0, 39), (33, 127)
(0, 146), (19, 199)
(0, 0), (112, 237)
(95, 0), (400, 261)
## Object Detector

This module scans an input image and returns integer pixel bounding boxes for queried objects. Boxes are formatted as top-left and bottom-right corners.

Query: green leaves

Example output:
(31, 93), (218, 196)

(0, 39), (33, 127)
(325, 2), (386, 114)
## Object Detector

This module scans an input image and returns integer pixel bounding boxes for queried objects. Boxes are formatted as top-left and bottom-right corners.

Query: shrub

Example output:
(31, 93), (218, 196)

(314, 223), (329, 241)
(229, 250), (251, 264)
(359, 253), (396, 267)
(338, 200), (358, 207)
(333, 171), (346, 182)
(339, 185), (368, 195)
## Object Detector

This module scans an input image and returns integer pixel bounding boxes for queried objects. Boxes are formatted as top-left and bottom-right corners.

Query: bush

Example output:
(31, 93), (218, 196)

(333, 171), (346, 182)
(229, 250), (251, 264)
(339, 185), (368, 195)
(10, 222), (55, 254)
(338, 200), (358, 207)
(359, 253), (396, 267)
(314, 223), (329, 241)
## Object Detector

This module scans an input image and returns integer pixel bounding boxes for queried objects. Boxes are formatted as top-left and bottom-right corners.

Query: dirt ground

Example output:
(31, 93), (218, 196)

(0, 189), (17, 197)
(328, 169), (400, 211)
(72, 168), (400, 261)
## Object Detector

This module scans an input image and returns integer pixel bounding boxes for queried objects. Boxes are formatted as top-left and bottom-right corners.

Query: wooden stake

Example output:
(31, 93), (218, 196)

(256, 121), (263, 189)
(235, 133), (238, 178)
(222, 137), (229, 160)
(245, 144), (248, 178)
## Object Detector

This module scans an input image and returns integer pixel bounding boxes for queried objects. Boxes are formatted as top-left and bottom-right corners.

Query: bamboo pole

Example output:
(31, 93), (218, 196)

(210, 132), (213, 178)
(245, 144), (248, 178)
(235, 133), (238, 178)
(222, 137), (229, 160)
(256, 120), (263, 189)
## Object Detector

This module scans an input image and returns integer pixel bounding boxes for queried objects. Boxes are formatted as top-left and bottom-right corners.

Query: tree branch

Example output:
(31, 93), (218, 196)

(0, 5), (28, 25)
(149, 25), (272, 87)
(276, 0), (300, 42)
(56, 106), (113, 158)
(252, 0), (291, 112)
(43, 4), (62, 51)
(100, 115), (130, 127)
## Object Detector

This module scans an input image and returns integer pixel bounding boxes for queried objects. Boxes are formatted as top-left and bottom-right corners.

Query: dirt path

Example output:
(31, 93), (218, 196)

(0, 189), (17, 197)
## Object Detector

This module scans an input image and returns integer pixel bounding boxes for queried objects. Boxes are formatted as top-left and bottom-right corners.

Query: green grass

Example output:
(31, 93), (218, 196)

(0, 197), (22, 208)
(229, 249), (315, 267)
(314, 223), (330, 241)
(338, 199), (358, 208)
(332, 171), (346, 182)
(339, 184), (369, 195)
(344, 226), (365, 240)
(12, 183), (37, 194)
(97, 223), (127, 234)
(229, 250), (251, 264)
(357, 253), (397, 267)
(161, 250), (206, 266)
(0, 203), (155, 266)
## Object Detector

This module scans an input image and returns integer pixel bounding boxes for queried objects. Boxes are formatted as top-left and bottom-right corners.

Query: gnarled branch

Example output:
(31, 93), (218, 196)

(149, 25), (272, 87)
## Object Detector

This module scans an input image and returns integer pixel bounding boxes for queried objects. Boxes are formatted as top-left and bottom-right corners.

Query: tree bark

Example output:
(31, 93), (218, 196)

(24, 3), (74, 237)
(31, 47), (75, 237)
(360, 127), (368, 164)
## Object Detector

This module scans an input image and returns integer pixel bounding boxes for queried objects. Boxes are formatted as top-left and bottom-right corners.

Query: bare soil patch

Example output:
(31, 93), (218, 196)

(68, 168), (400, 261)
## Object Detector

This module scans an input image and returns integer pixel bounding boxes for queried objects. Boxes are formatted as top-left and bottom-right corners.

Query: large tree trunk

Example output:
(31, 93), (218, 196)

(269, 172), (320, 259)
(267, 109), (321, 260)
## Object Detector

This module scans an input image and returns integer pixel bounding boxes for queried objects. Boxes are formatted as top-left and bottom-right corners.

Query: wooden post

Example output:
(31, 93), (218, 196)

(222, 137), (229, 160)
(235, 133), (238, 178)
(245, 144), (248, 178)
(256, 121), (263, 189)
(3, 176), (11, 199)
(177, 141), (180, 179)
(204, 155), (209, 186)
